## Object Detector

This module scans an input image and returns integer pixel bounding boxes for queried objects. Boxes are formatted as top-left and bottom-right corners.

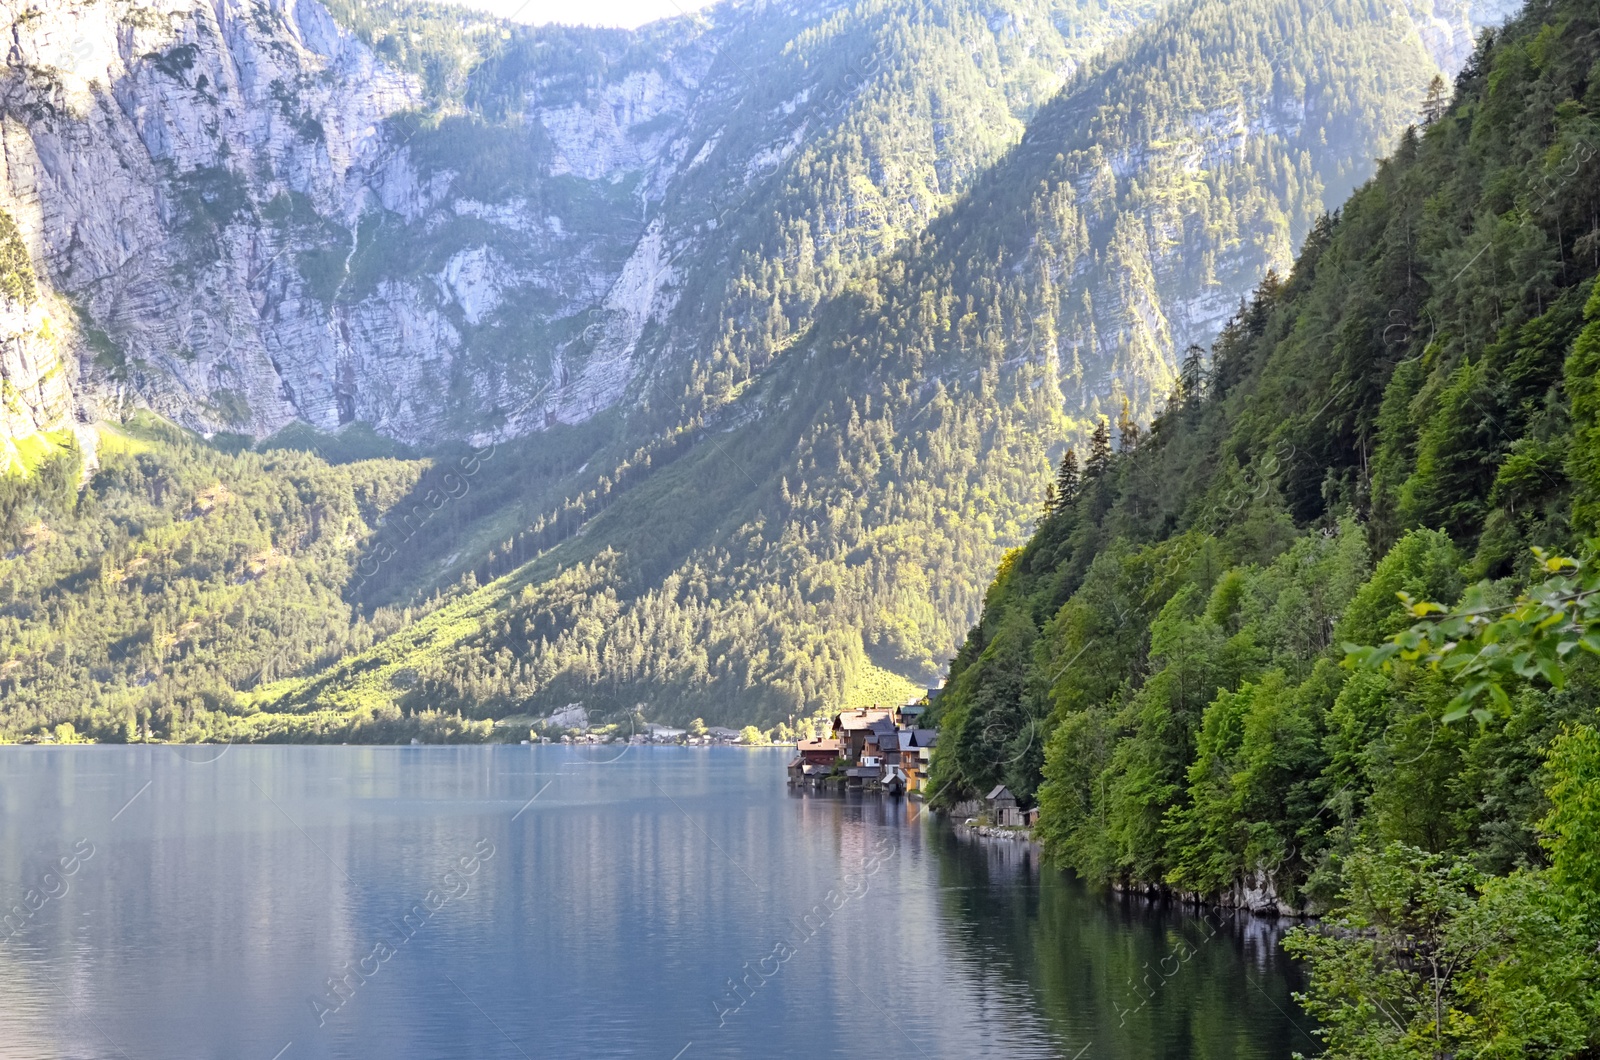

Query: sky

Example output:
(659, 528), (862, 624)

(430, 0), (717, 28)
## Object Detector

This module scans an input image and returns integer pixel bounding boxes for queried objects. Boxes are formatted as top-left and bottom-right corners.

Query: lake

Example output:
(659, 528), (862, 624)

(0, 746), (1313, 1058)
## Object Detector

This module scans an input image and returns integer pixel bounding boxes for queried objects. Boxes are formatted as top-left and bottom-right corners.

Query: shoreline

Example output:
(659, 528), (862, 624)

(951, 814), (1317, 920)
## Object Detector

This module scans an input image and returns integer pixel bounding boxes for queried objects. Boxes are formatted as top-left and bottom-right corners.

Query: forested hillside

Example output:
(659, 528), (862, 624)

(239, 0), (1466, 731)
(1, 0), (1487, 739)
(0, 418), (504, 741)
(926, 0), (1600, 1051)
(0, 0), (1162, 739)
(328, 0), (1168, 605)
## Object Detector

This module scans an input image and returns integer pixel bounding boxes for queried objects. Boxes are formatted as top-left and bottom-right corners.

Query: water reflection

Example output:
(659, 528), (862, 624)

(0, 748), (1308, 1059)
(925, 825), (1315, 1059)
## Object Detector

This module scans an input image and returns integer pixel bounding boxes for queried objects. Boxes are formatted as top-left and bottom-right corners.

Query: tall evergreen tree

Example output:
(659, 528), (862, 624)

(1421, 72), (1449, 124)
(1055, 448), (1080, 505)
(1085, 420), (1113, 480)
(1178, 345), (1206, 410)
(1116, 397), (1142, 452)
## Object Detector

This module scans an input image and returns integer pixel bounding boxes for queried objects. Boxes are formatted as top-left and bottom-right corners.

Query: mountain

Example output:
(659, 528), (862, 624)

(913, 0), (1600, 1048)
(924, 0), (1599, 910)
(0, 0), (1159, 448)
(0, 0), (1506, 740)
(245, 0), (1494, 727)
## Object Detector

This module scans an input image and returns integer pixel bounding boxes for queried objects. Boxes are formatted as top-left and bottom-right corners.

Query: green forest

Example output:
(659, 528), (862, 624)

(925, 0), (1600, 1052)
(0, 416), (499, 743)
(1, 0), (1452, 739)
(235, 0), (1451, 730)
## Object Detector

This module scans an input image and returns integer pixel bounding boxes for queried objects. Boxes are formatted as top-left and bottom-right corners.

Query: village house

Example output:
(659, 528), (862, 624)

(832, 709), (895, 764)
(843, 764), (878, 788)
(876, 730), (907, 794)
(861, 717), (895, 765)
(901, 728), (937, 792)
(986, 785), (1022, 827)
(788, 737), (841, 784)
(815, 706), (941, 793)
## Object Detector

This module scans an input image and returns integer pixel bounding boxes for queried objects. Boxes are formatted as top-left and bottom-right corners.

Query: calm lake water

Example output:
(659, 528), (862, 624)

(0, 746), (1313, 1059)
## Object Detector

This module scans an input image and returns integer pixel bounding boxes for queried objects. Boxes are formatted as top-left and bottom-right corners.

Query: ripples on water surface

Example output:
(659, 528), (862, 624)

(0, 746), (1311, 1058)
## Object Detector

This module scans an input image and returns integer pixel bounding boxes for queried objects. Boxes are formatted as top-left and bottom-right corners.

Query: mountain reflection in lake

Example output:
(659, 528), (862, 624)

(0, 746), (1309, 1059)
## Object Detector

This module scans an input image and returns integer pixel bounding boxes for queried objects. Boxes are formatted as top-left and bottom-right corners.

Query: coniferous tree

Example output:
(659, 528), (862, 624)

(1178, 346), (1206, 410)
(1421, 73), (1449, 124)
(1055, 448), (1080, 505)
(1085, 419), (1113, 479)
(1116, 397), (1142, 452)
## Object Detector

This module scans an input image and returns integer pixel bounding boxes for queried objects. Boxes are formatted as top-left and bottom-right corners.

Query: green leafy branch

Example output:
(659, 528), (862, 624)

(1344, 547), (1600, 724)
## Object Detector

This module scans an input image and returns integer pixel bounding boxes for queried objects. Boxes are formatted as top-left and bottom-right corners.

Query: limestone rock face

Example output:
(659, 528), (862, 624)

(1, 0), (413, 439)
(999, 0), (1508, 426)
(1406, 0), (1525, 71)
(0, 289), (74, 452)
(0, 141), (76, 465)
(0, 0), (717, 445)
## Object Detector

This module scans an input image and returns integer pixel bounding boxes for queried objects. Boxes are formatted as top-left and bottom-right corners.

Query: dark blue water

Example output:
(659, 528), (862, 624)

(0, 746), (1312, 1058)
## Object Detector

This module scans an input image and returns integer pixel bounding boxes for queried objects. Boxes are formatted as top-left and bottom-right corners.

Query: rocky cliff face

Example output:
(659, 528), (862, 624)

(1, 0), (424, 440)
(1025, 0), (1517, 426)
(1069, 0), (1519, 424)
(0, 0), (728, 444)
(0, 206), (75, 468)
(0, 0), (1149, 449)
(1410, 0), (1523, 69)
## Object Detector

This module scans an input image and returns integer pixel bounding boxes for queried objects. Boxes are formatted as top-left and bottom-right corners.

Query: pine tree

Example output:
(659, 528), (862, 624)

(1178, 345), (1206, 410)
(1055, 448), (1080, 504)
(1086, 419), (1113, 479)
(1041, 482), (1058, 518)
(1116, 396), (1141, 451)
(1421, 73), (1449, 125)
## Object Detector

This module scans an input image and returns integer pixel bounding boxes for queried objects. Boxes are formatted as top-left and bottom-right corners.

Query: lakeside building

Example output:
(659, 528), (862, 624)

(786, 706), (942, 795)
(790, 708), (1038, 830)
(986, 785), (1022, 827)
(788, 738), (841, 784)
(902, 728), (937, 792)
(833, 709), (894, 763)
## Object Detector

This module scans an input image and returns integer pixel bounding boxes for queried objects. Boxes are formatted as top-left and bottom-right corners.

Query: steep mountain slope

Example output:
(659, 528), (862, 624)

(923, 0), (1600, 909)
(0, 207), (77, 471)
(915, 0), (1600, 1048)
(236, 0), (1493, 730)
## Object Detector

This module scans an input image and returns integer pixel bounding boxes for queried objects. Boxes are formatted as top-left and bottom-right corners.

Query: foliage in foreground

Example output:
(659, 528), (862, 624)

(1280, 551), (1600, 1058)
(1286, 727), (1600, 1059)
